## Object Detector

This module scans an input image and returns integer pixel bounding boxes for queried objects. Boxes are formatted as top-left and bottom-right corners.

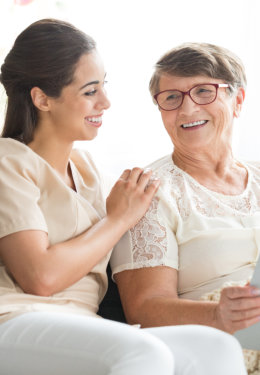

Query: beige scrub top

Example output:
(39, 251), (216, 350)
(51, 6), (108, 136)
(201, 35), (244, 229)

(0, 138), (110, 324)
(111, 155), (260, 300)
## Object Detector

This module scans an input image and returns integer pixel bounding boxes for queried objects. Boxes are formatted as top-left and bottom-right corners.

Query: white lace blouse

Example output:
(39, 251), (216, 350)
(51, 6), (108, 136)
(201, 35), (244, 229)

(110, 155), (260, 300)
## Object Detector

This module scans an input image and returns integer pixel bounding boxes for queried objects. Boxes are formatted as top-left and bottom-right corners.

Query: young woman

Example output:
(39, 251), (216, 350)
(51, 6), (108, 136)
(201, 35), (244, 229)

(0, 19), (247, 375)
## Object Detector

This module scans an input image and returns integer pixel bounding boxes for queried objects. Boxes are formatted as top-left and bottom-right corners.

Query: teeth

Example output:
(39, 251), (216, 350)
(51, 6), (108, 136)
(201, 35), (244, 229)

(182, 120), (207, 128)
(86, 116), (102, 123)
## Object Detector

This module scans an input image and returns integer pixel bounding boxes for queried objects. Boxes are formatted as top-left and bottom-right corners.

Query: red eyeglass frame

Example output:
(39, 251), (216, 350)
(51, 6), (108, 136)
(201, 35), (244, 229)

(153, 83), (230, 111)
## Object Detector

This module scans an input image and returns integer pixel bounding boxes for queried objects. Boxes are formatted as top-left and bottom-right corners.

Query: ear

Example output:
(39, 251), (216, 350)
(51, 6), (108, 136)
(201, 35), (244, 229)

(30, 87), (50, 112)
(233, 87), (245, 118)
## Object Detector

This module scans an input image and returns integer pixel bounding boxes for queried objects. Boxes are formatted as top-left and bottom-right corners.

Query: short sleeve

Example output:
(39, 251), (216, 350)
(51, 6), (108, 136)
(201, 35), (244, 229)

(110, 195), (179, 278)
(0, 154), (48, 238)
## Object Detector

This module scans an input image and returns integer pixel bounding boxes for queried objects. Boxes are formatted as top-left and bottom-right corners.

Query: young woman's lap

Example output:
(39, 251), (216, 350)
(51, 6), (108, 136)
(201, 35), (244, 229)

(0, 312), (246, 375)
(0, 312), (173, 375)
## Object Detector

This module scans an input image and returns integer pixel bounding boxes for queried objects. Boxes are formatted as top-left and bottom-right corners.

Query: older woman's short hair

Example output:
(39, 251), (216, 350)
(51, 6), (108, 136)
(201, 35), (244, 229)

(149, 42), (247, 98)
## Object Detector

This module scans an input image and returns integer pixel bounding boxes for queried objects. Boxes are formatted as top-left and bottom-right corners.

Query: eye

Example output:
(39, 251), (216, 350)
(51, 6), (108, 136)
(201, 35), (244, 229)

(197, 88), (212, 94)
(84, 89), (97, 96)
(166, 93), (181, 101)
(194, 85), (215, 97)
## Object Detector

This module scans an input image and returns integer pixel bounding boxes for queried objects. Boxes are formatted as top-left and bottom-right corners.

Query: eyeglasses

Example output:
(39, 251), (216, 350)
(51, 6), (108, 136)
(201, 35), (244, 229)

(153, 83), (230, 111)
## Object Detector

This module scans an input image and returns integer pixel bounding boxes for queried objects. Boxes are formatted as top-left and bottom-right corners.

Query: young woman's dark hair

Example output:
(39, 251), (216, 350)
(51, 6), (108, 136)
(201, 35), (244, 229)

(0, 18), (96, 144)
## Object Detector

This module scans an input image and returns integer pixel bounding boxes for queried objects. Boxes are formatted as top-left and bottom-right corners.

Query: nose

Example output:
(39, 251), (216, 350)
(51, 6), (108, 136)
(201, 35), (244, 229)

(97, 89), (111, 111)
(178, 93), (200, 115)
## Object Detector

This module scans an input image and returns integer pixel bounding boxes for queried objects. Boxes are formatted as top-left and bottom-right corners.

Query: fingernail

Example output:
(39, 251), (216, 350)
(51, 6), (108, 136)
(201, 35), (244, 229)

(153, 178), (160, 187)
(251, 288), (260, 296)
(143, 168), (152, 173)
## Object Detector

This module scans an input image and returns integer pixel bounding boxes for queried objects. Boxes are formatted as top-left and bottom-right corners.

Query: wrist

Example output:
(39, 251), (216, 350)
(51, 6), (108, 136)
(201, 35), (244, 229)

(105, 214), (129, 235)
(214, 303), (229, 332)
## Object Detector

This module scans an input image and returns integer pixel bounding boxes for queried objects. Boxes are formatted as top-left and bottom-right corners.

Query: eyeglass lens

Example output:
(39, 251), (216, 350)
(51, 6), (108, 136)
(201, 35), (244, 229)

(157, 84), (217, 110)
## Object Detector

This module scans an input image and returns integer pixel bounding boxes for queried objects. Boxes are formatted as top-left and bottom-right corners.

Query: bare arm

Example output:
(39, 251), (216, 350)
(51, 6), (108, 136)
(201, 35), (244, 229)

(0, 168), (159, 296)
(115, 266), (260, 334)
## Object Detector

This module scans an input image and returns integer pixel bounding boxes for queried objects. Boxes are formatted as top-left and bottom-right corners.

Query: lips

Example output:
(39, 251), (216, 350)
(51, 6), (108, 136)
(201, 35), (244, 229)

(85, 115), (102, 127)
(85, 115), (102, 123)
(181, 120), (208, 129)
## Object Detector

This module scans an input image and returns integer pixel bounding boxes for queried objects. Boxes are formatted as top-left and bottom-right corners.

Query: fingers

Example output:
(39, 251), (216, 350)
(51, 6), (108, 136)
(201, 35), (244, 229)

(229, 306), (260, 321)
(128, 167), (148, 184)
(232, 315), (260, 332)
(107, 166), (160, 230)
(144, 177), (160, 195)
(119, 169), (131, 180)
(119, 168), (146, 184)
(222, 285), (260, 300)
(221, 286), (260, 311)
(229, 296), (260, 312)
(137, 169), (160, 192)
(218, 286), (260, 333)
(119, 167), (160, 193)
(135, 168), (152, 187)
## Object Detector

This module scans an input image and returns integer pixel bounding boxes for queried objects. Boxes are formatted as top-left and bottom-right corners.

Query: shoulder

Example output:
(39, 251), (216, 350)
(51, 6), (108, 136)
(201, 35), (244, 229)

(146, 154), (186, 198)
(70, 147), (93, 163)
(70, 148), (99, 175)
(243, 160), (260, 181)
(70, 148), (102, 187)
(0, 138), (42, 176)
(146, 154), (185, 181)
(244, 160), (260, 170)
(0, 137), (34, 158)
(146, 154), (173, 174)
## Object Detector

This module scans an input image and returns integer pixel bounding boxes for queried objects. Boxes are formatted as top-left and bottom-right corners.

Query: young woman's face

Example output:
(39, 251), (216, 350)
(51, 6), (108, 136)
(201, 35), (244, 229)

(47, 51), (110, 142)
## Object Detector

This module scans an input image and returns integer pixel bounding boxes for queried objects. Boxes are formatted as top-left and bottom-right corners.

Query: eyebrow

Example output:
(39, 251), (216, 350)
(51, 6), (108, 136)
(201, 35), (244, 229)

(79, 80), (99, 90)
(79, 73), (107, 91)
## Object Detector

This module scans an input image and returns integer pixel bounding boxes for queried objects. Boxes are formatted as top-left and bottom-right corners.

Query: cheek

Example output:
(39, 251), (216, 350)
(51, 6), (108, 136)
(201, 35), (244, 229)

(213, 105), (233, 136)
(161, 112), (177, 132)
(79, 99), (93, 113)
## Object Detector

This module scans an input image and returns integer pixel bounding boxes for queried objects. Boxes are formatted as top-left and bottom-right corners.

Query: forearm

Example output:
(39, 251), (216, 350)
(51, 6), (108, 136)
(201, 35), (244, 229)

(46, 215), (127, 290)
(129, 296), (221, 330)
(7, 216), (128, 296)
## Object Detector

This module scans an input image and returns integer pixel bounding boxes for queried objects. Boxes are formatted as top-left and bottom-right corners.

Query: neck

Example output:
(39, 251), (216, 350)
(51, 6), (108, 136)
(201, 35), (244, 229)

(173, 144), (235, 177)
(172, 145), (248, 195)
(28, 133), (73, 178)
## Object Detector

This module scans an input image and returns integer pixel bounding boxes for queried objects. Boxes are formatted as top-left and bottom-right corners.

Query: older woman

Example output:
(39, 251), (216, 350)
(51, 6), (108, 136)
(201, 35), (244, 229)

(111, 43), (260, 337)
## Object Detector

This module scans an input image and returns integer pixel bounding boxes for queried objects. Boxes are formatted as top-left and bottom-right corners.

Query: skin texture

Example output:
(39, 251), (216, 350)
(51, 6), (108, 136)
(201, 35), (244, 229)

(115, 74), (260, 334)
(0, 51), (160, 297)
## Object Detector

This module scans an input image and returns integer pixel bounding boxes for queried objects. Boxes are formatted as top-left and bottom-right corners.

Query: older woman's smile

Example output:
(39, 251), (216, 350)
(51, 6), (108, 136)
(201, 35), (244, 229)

(181, 120), (208, 129)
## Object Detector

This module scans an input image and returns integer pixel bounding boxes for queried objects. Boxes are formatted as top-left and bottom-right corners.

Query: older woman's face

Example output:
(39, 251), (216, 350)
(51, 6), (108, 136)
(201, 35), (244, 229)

(158, 74), (244, 153)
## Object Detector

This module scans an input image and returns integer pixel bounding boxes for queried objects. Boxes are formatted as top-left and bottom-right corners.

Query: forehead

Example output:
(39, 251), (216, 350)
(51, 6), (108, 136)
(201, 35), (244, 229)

(72, 51), (105, 85)
(159, 74), (225, 91)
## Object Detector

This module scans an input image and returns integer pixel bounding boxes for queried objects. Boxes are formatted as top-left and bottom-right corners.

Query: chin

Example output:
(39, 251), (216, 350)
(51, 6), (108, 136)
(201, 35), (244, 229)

(83, 134), (98, 142)
(75, 131), (98, 142)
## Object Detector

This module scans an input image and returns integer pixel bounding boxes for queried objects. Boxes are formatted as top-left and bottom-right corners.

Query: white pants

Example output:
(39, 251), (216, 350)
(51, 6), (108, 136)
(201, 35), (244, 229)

(0, 312), (246, 375)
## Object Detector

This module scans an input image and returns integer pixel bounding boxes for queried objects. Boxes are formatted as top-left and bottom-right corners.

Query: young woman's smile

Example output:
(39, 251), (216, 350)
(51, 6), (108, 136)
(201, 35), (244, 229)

(85, 114), (103, 128)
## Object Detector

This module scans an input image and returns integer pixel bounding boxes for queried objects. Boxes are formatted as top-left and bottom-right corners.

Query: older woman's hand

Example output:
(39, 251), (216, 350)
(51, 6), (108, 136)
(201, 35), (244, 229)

(216, 285), (260, 334)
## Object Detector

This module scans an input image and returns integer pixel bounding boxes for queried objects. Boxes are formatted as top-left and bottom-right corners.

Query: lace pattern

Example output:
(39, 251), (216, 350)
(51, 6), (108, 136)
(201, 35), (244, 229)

(162, 160), (260, 218)
(128, 157), (260, 266)
(130, 198), (168, 266)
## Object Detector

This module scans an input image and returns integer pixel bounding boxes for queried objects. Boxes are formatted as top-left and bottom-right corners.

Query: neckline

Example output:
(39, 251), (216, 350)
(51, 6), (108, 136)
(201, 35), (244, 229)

(168, 155), (251, 199)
